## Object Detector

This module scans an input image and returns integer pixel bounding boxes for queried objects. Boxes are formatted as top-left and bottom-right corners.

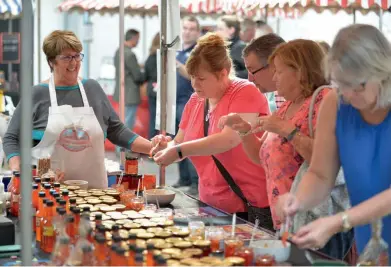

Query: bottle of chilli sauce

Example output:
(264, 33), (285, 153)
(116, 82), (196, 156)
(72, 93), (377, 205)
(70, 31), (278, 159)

(10, 172), (21, 217)
(41, 200), (56, 253)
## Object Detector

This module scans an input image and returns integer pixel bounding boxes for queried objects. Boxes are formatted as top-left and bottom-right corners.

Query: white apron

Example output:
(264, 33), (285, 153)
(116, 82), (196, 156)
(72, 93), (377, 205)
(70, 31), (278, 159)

(31, 75), (107, 189)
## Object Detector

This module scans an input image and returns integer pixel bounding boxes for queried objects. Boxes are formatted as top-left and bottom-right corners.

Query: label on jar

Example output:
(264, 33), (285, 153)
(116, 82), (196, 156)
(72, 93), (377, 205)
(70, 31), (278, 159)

(12, 194), (19, 202)
(36, 217), (41, 227)
(43, 226), (54, 237)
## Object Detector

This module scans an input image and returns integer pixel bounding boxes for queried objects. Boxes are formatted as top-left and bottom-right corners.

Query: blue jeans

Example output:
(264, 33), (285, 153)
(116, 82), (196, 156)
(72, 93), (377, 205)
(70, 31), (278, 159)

(125, 104), (139, 130)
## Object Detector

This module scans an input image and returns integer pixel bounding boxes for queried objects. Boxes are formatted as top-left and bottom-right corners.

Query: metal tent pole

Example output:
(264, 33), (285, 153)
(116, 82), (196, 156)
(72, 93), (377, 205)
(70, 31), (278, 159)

(37, 0), (41, 82)
(159, 0), (168, 187)
(379, 8), (383, 32)
(119, 0), (125, 166)
(353, 8), (356, 24)
(20, 0), (34, 264)
(7, 19), (12, 82)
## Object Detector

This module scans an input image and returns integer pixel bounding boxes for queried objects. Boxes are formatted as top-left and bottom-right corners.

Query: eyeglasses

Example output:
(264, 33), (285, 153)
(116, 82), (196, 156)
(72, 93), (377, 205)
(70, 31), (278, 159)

(250, 64), (268, 76)
(57, 53), (84, 62)
(331, 80), (366, 93)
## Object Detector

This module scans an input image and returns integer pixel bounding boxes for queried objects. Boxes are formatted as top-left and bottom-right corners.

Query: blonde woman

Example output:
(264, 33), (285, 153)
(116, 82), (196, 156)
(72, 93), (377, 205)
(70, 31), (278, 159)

(278, 24), (391, 257)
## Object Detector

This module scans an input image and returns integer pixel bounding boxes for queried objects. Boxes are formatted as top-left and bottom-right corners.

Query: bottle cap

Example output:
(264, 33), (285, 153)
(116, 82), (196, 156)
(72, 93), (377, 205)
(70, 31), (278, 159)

(46, 200), (54, 207)
(32, 184), (38, 190)
(13, 172), (20, 177)
(95, 213), (102, 220)
(115, 246), (126, 255)
(53, 182), (60, 188)
(112, 224), (120, 231)
(81, 244), (93, 253)
(72, 207), (81, 214)
(69, 198), (76, 204)
(44, 184), (51, 189)
(135, 253), (144, 262)
(112, 234), (122, 243)
(128, 233), (137, 240)
(147, 243), (155, 250)
(61, 190), (69, 196)
(59, 199), (66, 206)
(95, 234), (106, 244)
(38, 192), (46, 198)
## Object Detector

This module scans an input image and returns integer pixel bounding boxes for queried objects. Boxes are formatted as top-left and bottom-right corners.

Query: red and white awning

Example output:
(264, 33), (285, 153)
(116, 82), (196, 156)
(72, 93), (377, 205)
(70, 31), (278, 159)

(58, 0), (390, 15)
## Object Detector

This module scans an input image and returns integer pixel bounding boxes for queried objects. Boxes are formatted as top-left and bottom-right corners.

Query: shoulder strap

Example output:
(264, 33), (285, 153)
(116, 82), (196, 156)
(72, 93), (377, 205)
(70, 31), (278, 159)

(308, 85), (329, 138)
(204, 100), (251, 207)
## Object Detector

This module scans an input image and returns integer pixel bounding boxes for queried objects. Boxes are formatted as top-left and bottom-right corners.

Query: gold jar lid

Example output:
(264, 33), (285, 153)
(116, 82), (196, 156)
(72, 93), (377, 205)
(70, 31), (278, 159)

(172, 229), (190, 237)
(111, 214), (128, 220)
(119, 229), (129, 239)
(136, 239), (147, 249)
(146, 238), (166, 247)
(162, 248), (182, 255)
(103, 199), (118, 205)
(129, 228), (146, 234)
(76, 200), (87, 205)
(137, 232), (155, 240)
(166, 259), (180, 266)
(155, 242), (173, 250)
(126, 213), (145, 220)
(74, 190), (88, 194)
(159, 220), (175, 227)
(84, 196), (99, 200)
(91, 191), (106, 197)
(183, 248), (203, 257)
(180, 258), (203, 266)
(95, 203), (109, 208)
(99, 195), (115, 200)
(161, 253), (172, 260)
(200, 256), (224, 265)
(133, 219), (150, 224)
(141, 222), (159, 229)
(165, 226), (181, 232)
(166, 237), (183, 243)
(171, 252), (187, 260)
(115, 219), (133, 225)
(224, 257), (245, 266)
(193, 240), (211, 248)
(99, 206), (116, 212)
(147, 227), (164, 233)
(87, 199), (102, 205)
(123, 223), (141, 230)
(173, 241), (193, 249)
(106, 191), (120, 197)
(112, 204), (126, 211)
(77, 193), (90, 198)
(66, 185), (81, 191)
(155, 231), (173, 239)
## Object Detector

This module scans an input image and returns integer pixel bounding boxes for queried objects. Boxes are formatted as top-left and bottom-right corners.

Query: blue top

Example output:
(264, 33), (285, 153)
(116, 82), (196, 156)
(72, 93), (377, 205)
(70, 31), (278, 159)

(176, 44), (196, 104)
(336, 102), (391, 255)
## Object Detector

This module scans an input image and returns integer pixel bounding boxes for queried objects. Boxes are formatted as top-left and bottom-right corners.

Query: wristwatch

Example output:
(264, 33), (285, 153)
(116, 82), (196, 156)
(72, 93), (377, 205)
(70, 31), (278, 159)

(286, 127), (299, 141)
(341, 212), (352, 232)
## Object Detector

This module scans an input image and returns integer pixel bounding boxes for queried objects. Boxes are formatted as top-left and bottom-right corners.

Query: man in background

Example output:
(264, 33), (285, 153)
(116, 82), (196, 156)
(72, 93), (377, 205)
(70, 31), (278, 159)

(243, 33), (286, 112)
(240, 18), (256, 43)
(255, 20), (274, 38)
(113, 29), (144, 130)
(173, 16), (200, 195)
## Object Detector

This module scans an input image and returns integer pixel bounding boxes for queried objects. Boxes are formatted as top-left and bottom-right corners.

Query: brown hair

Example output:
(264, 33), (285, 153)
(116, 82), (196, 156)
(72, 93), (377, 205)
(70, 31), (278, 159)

(243, 33), (285, 64)
(269, 39), (327, 98)
(43, 30), (83, 71)
(241, 18), (256, 32)
(150, 33), (160, 55)
(183, 15), (200, 30)
(220, 15), (241, 38)
(186, 32), (234, 78)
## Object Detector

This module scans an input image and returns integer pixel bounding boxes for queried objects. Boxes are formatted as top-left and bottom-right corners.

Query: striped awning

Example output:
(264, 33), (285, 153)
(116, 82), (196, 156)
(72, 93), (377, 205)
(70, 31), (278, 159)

(58, 0), (390, 14)
(0, 0), (22, 18)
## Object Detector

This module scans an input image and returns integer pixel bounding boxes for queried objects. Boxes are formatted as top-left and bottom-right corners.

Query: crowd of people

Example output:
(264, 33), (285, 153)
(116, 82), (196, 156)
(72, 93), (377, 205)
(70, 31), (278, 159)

(3, 14), (390, 264)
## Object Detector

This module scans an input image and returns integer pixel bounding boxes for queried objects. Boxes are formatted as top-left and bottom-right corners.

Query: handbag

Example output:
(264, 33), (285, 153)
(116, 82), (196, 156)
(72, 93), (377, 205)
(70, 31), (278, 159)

(203, 100), (272, 228)
(289, 85), (351, 233)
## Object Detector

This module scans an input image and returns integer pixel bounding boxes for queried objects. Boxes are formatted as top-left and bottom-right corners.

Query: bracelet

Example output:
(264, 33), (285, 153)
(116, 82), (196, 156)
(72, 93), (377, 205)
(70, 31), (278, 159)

(175, 145), (183, 159)
(341, 212), (352, 232)
(286, 127), (299, 141)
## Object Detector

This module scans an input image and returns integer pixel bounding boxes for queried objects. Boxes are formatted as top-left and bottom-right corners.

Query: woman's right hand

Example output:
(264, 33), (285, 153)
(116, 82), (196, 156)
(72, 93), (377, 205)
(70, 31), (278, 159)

(218, 113), (252, 134)
(150, 134), (172, 156)
(276, 193), (302, 223)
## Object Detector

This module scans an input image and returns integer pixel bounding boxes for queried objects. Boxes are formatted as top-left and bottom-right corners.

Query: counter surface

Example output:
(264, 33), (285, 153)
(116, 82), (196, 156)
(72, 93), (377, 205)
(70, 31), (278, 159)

(1, 187), (332, 266)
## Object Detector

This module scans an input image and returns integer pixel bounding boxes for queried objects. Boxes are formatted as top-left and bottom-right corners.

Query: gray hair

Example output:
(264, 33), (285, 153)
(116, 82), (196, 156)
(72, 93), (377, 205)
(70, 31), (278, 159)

(326, 24), (391, 108)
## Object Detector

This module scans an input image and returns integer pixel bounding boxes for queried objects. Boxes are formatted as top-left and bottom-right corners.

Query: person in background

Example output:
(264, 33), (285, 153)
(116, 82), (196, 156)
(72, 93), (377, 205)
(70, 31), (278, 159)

(172, 16), (200, 194)
(144, 33), (159, 139)
(318, 41), (331, 54)
(277, 24), (391, 258)
(242, 34), (286, 112)
(240, 18), (256, 43)
(151, 33), (272, 229)
(113, 29), (144, 130)
(255, 20), (274, 38)
(216, 15), (248, 79)
(3, 30), (153, 189)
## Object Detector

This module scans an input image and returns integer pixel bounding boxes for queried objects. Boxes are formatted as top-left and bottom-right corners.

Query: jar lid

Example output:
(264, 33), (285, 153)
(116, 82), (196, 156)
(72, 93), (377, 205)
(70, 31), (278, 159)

(126, 156), (139, 160)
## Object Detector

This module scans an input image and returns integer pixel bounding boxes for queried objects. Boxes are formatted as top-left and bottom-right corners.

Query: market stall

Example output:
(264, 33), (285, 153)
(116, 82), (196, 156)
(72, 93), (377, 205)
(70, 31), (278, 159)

(0, 178), (334, 266)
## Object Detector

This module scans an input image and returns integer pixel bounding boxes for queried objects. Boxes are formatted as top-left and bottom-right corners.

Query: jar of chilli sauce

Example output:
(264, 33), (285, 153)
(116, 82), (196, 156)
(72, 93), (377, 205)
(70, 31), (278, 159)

(125, 156), (138, 175)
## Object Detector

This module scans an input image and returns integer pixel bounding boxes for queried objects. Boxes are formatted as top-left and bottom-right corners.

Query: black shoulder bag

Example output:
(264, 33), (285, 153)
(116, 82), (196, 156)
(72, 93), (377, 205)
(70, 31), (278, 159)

(203, 100), (273, 229)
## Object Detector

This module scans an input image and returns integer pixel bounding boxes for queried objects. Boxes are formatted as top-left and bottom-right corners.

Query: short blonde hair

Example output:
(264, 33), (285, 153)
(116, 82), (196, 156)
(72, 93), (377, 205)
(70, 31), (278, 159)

(43, 30), (83, 71)
(326, 24), (391, 108)
(269, 39), (327, 98)
(186, 32), (234, 79)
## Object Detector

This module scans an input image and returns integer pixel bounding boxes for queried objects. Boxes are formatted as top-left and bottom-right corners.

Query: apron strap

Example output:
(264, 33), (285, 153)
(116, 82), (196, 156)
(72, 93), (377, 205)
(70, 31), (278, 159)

(49, 75), (58, 107)
(77, 79), (90, 107)
(49, 75), (90, 108)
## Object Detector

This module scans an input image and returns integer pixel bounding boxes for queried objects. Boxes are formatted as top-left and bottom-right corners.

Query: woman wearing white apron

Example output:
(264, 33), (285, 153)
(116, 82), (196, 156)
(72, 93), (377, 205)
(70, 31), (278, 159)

(3, 30), (153, 189)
